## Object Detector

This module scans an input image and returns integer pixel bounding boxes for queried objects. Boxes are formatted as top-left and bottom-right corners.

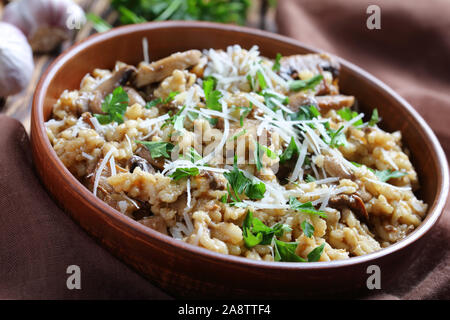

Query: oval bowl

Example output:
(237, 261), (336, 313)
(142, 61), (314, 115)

(31, 21), (449, 298)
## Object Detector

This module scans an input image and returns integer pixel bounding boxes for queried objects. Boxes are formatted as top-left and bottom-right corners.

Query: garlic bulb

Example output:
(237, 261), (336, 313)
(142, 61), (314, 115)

(0, 22), (34, 97)
(2, 0), (85, 53)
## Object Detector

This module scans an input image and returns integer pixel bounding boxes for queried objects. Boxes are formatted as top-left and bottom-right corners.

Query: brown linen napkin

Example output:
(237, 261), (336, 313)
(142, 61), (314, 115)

(0, 115), (170, 299)
(277, 0), (450, 299)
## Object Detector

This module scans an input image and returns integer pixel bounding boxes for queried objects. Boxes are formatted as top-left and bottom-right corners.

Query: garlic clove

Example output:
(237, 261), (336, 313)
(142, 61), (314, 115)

(2, 0), (86, 53)
(0, 22), (34, 97)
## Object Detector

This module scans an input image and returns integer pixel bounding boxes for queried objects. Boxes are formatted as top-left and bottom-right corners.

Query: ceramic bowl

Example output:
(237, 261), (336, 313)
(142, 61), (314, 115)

(31, 21), (449, 298)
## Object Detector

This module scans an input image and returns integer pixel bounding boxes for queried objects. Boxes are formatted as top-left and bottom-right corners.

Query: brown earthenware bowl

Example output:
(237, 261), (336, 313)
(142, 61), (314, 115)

(31, 21), (449, 298)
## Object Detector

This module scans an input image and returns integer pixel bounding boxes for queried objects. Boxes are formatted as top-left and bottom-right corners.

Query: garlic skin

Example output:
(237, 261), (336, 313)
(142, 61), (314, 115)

(0, 22), (34, 97)
(2, 0), (85, 53)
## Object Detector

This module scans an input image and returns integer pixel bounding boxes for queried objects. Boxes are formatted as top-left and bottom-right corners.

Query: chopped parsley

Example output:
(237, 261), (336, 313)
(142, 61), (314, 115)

(94, 86), (129, 124)
(305, 174), (316, 182)
(289, 74), (323, 92)
(337, 107), (363, 126)
(375, 169), (408, 182)
(256, 70), (268, 91)
(272, 53), (282, 71)
(289, 197), (327, 218)
(301, 220), (314, 238)
(326, 125), (347, 148)
(169, 167), (200, 181)
(135, 140), (174, 159)
(351, 162), (407, 182)
(203, 77), (222, 111)
(368, 108), (380, 126)
(145, 91), (179, 109)
(262, 91), (289, 110)
(307, 243), (325, 262)
(287, 105), (320, 121)
(274, 240), (306, 262)
(254, 141), (263, 171)
(242, 211), (291, 248)
(279, 137), (299, 163)
(223, 157), (266, 202)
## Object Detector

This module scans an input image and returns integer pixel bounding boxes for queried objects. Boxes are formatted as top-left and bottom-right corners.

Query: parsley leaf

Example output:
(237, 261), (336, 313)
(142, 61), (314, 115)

(243, 211), (291, 248)
(289, 197), (327, 218)
(375, 169), (408, 182)
(203, 77), (222, 111)
(179, 147), (202, 163)
(279, 137), (299, 163)
(135, 140), (174, 159)
(305, 174), (316, 182)
(337, 108), (363, 126)
(272, 53), (282, 71)
(289, 74), (323, 92)
(223, 157), (266, 201)
(169, 167), (200, 181)
(256, 70), (268, 91)
(327, 125), (347, 148)
(145, 91), (179, 109)
(287, 105), (320, 121)
(368, 108), (380, 126)
(301, 220), (314, 238)
(94, 86), (129, 124)
(274, 240), (306, 262)
(254, 141), (263, 171)
(307, 243), (325, 262)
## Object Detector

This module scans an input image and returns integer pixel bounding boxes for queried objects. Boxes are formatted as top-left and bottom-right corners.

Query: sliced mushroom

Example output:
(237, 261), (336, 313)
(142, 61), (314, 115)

(139, 216), (168, 235)
(132, 200), (152, 220)
(124, 86), (146, 106)
(128, 155), (154, 173)
(133, 50), (202, 87)
(315, 95), (355, 111)
(89, 65), (136, 113)
(288, 92), (315, 109)
(323, 155), (353, 179)
(329, 194), (369, 222)
(135, 146), (165, 170)
(280, 53), (340, 80)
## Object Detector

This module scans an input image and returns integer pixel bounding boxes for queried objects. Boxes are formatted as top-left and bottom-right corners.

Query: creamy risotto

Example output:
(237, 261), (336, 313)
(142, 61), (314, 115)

(45, 45), (427, 262)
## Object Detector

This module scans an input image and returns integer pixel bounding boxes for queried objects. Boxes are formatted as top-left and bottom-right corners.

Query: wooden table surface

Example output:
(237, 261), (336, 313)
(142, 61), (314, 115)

(0, 0), (276, 132)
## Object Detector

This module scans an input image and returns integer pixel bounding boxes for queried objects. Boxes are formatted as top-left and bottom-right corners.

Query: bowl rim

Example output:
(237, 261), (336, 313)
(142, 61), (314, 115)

(32, 20), (449, 271)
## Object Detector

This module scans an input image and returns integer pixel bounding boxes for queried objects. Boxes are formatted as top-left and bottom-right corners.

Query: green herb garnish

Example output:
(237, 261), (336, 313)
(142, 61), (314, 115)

(223, 156), (266, 201)
(289, 197), (327, 218)
(169, 167), (200, 181)
(279, 137), (299, 163)
(135, 140), (174, 159)
(94, 86), (129, 124)
(375, 169), (408, 182)
(203, 77), (222, 111)
(327, 125), (347, 148)
(272, 53), (282, 71)
(289, 74), (323, 92)
(337, 108), (363, 126)
(368, 108), (380, 126)
(301, 220), (314, 238)
(242, 211), (291, 248)
(307, 243), (325, 262)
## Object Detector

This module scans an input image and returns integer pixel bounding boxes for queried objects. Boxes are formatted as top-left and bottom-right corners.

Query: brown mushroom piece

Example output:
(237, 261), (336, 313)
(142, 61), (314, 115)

(123, 86), (146, 106)
(329, 194), (369, 222)
(323, 155), (353, 179)
(89, 65), (136, 114)
(128, 155), (154, 173)
(280, 53), (340, 95)
(135, 146), (166, 170)
(133, 50), (202, 87)
(138, 216), (168, 235)
(315, 95), (355, 111)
